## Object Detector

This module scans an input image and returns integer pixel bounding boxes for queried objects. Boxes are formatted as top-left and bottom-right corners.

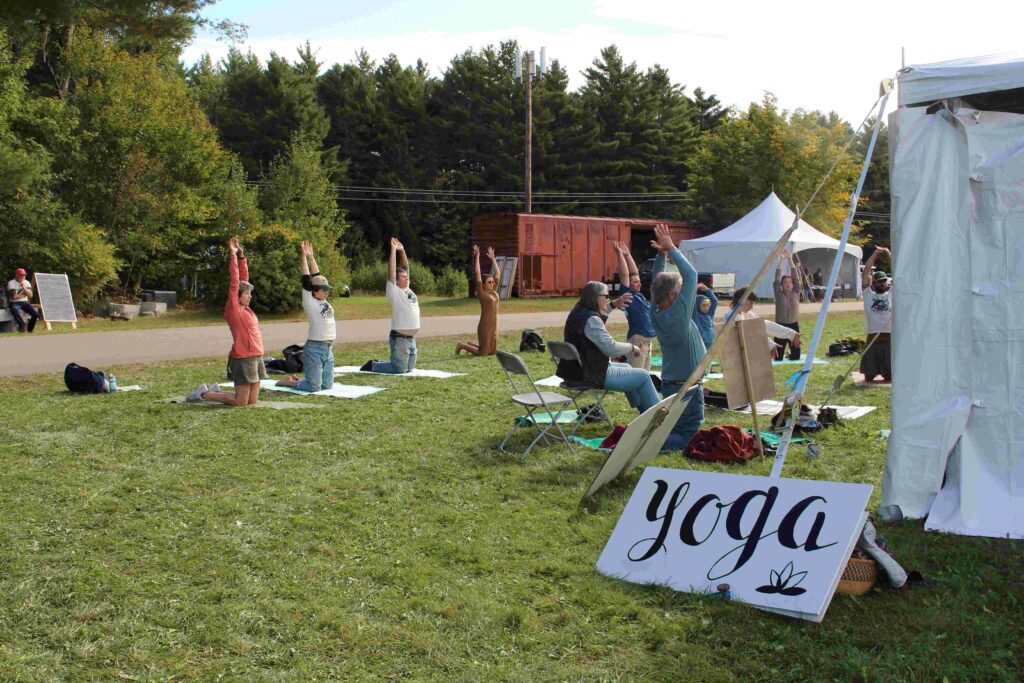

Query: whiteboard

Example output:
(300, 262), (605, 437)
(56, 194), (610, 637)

(33, 273), (78, 323)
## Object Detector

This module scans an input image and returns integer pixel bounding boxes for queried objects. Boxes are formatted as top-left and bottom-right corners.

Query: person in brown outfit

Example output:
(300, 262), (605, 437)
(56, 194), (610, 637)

(456, 245), (502, 356)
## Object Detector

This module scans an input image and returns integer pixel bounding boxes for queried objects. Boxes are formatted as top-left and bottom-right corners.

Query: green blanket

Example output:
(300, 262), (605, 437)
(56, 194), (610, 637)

(514, 410), (580, 426)
(746, 429), (809, 446)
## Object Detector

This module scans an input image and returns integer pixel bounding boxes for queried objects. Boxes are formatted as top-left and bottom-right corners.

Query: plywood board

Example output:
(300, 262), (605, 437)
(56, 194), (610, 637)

(495, 256), (518, 300)
(718, 318), (775, 410)
(33, 273), (77, 323)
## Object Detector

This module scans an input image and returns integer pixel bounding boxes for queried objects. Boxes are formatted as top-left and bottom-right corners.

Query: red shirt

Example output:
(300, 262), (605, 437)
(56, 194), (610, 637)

(224, 253), (264, 359)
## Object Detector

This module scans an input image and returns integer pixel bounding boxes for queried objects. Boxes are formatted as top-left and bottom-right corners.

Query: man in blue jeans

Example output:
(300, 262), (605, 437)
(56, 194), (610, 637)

(649, 224), (707, 451)
(7, 267), (38, 333)
(361, 237), (420, 374)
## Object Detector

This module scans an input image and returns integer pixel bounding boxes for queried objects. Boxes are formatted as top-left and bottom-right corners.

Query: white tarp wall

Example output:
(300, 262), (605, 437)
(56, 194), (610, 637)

(680, 193), (862, 300)
(882, 81), (1024, 538)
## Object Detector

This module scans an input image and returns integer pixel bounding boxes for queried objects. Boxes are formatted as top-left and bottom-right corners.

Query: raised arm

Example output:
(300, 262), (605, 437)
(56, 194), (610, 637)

(706, 286), (718, 317)
(651, 223), (674, 277)
(622, 243), (640, 280)
(396, 239), (409, 274)
(388, 238), (399, 284)
(472, 244), (482, 286)
(486, 246), (501, 283)
(300, 241), (315, 292)
(862, 246), (886, 288)
(227, 236), (241, 311)
(613, 242), (630, 288)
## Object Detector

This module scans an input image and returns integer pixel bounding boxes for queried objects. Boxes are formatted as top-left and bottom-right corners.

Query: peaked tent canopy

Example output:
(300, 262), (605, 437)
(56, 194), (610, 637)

(679, 192), (863, 299)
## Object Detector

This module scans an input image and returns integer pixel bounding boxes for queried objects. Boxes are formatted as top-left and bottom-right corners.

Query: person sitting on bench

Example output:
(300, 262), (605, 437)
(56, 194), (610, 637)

(277, 240), (337, 391)
(7, 267), (38, 333)
(361, 237), (419, 374)
(557, 281), (659, 417)
(456, 245), (501, 356)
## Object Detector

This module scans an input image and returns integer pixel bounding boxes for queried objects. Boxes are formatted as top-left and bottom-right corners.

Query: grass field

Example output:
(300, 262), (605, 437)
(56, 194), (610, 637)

(0, 296), (580, 337)
(0, 312), (1021, 681)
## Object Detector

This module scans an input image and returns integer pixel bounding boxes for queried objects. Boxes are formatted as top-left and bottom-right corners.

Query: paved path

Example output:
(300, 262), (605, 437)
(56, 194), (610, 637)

(0, 301), (862, 377)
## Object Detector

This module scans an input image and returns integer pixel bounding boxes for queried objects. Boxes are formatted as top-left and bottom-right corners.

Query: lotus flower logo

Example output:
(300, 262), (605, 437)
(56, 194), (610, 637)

(755, 561), (808, 596)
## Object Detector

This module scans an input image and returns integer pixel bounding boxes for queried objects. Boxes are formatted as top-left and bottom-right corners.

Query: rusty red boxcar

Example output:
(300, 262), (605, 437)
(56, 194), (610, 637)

(471, 213), (702, 297)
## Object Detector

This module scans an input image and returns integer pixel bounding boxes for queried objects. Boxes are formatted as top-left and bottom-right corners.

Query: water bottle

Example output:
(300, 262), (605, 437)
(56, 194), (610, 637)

(108, 374), (118, 393)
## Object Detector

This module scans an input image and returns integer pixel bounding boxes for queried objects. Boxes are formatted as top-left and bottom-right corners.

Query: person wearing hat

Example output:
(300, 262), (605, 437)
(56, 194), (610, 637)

(277, 240), (337, 392)
(860, 245), (893, 382)
(360, 237), (420, 374)
(7, 267), (39, 333)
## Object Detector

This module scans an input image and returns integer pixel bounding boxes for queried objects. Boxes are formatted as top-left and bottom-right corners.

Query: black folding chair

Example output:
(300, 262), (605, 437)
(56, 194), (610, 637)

(547, 341), (613, 435)
(495, 351), (575, 458)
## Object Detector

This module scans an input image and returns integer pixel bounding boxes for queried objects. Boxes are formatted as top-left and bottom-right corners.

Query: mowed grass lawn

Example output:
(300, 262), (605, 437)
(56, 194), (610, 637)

(0, 295), (580, 337)
(0, 312), (1021, 681)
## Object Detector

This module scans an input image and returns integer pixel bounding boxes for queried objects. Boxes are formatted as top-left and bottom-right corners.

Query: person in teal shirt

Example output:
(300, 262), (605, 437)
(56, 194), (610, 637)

(692, 284), (718, 349)
(649, 224), (706, 451)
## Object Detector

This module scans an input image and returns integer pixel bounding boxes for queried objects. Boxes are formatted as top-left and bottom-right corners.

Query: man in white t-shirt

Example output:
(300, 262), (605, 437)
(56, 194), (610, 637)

(361, 237), (420, 374)
(7, 267), (39, 333)
(860, 246), (893, 382)
(277, 241), (337, 391)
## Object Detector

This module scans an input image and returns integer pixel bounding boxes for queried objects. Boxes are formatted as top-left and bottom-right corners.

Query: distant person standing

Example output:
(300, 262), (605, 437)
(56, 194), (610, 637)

(612, 241), (656, 370)
(456, 245), (502, 356)
(860, 246), (893, 382)
(7, 267), (38, 333)
(692, 283), (718, 349)
(773, 249), (802, 360)
(361, 237), (420, 374)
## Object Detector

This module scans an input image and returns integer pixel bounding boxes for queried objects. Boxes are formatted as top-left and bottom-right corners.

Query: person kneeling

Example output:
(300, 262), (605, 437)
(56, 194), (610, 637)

(557, 281), (660, 417)
(277, 241), (337, 392)
(360, 237), (419, 374)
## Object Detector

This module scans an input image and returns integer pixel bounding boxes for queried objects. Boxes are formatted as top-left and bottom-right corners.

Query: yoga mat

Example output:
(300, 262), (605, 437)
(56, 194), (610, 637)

(568, 435), (611, 452)
(747, 429), (810, 446)
(162, 397), (322, 410)
(220, 380), (384, 399)
(773, 357), (829, 366)
(333, 366), (465, 378)
(515, 409), (580, 426)
(652, 356), (720, 369)
(117, 385), (143, 392)
(727, 401), (876, 421)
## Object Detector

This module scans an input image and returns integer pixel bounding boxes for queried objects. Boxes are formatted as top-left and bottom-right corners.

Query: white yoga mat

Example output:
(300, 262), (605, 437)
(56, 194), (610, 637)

(117, 385), (144, 392)
(333, 366), (465, 379)
(220, 380), (384, 399)
(729, 400), (876, 420)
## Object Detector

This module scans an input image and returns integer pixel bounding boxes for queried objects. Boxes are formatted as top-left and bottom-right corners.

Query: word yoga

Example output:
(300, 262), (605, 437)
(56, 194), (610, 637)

(598, 468), (871, 622)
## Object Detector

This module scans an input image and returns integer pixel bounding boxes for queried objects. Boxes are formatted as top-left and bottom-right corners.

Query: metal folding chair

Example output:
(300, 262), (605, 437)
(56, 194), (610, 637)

(495, 351), (575, 458)
(547, 341), (613, 435)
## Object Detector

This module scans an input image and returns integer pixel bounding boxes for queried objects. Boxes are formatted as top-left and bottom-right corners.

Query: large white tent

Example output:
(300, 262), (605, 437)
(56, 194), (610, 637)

(881, 54), (1024, 539)
(679, 193), (863, 300)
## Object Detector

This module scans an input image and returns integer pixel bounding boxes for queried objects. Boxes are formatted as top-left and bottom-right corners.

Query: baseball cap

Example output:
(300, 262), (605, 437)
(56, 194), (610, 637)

(871, 271), (890, 283)
(310, 275), (332, 290)
(15, 267), (26, 276)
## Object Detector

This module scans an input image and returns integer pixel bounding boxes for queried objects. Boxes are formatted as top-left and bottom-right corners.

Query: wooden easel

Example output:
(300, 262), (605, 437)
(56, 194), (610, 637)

(719, 318), (776, 458)
(736, 322), (766, 459)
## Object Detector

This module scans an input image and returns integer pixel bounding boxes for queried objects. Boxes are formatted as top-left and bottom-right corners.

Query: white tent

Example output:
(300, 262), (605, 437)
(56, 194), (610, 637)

(679, 193), (863, 300)
(882, 54), (1024, 539)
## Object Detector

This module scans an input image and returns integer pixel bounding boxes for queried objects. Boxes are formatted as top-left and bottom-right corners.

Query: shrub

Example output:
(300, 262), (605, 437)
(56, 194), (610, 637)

(405, 258), (435, 296)
(349, 261), (389, 294)
(434, 265), (469, 298)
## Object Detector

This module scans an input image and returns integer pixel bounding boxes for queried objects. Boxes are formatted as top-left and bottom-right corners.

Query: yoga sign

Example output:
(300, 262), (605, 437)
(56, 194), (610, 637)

(597, 467), (871, 622)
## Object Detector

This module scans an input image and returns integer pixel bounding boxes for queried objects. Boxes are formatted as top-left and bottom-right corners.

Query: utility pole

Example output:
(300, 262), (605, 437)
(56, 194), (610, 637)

(517, 47), (546, 214)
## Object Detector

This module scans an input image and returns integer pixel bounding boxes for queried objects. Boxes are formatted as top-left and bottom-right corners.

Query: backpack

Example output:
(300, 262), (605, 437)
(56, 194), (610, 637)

(685, 425), (756, 463)
(283, 344), (304, 373)
(64, 362), (106, 394)
(519, 329), (545, 353)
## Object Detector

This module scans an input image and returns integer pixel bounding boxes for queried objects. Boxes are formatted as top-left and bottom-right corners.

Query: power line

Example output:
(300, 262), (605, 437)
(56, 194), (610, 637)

(329, 196), (692, 204)
(239, 180), (693, 199)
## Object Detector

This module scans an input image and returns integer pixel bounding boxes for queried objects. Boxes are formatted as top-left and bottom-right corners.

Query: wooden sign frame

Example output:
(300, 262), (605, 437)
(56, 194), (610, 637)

(495, 256), (518, 300)
(718, 318), (777, 456)
(32, 272), (78, 330)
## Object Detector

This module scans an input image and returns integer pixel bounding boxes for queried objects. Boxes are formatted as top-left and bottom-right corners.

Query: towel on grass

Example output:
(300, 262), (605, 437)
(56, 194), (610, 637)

(220, 380), (384, 399)
(163, 397), (323, 410)
(514, 409), (580, 426)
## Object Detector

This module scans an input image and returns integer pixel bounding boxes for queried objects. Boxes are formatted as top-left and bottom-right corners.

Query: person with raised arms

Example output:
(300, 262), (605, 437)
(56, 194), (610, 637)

(860, 245), (893, 382)
(276, 240), (337, 392)
(360, 237), (420, 374)
(557, 281), (660, 417)
(773, 249), (802, 360)
(611, 241), (656, 371)
(186, 236), (265, 406)
(456, 244), (502, 357)
(649, 224), (706, 451)
(726, 285), (801, 358)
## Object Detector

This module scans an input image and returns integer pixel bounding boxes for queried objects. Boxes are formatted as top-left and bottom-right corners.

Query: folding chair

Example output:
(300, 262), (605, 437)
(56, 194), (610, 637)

(547, 341), (613, 435)
(495, 350), (575, 458)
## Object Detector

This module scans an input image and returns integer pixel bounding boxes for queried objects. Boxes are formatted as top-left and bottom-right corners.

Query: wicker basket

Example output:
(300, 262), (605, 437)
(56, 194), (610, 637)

(836, 557), (877, 596)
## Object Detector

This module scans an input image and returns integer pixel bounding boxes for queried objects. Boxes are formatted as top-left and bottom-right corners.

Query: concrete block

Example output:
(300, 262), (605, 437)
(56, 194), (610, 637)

(139, 301), (167, 316)
(109, 303), (141, 320)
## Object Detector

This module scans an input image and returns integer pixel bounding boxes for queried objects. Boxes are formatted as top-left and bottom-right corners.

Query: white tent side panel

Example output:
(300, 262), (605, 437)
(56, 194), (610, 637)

(883, 105), (1024, 539)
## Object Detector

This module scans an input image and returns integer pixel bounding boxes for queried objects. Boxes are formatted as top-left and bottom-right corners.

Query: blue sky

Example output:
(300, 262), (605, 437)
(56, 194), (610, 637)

(186, 0), (1024, 123)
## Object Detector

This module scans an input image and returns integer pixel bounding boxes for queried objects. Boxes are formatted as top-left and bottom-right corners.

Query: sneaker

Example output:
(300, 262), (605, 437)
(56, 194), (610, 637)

(185, 385), (207, 403)
(359, 360), (376, 372)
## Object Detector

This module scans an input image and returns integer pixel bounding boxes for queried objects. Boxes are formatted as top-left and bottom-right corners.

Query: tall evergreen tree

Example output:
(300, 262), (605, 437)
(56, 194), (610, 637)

(691, 86), (728, 131)
(853, 118), (890, 250)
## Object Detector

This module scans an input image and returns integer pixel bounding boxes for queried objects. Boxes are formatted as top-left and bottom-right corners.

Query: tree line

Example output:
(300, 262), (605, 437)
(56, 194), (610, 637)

(0, 1), (889, 313)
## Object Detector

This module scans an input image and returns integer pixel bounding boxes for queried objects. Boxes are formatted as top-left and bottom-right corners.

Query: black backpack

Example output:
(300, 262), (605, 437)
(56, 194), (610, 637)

(519, 329), (546, 353)
(64, 362), (106, 394)
(283, 344), (304, 373)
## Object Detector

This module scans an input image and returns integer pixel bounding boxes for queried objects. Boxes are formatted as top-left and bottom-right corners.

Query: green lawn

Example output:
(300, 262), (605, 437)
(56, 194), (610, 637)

(0, 296), (579, 337)
(0, 312), (1020, 681)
